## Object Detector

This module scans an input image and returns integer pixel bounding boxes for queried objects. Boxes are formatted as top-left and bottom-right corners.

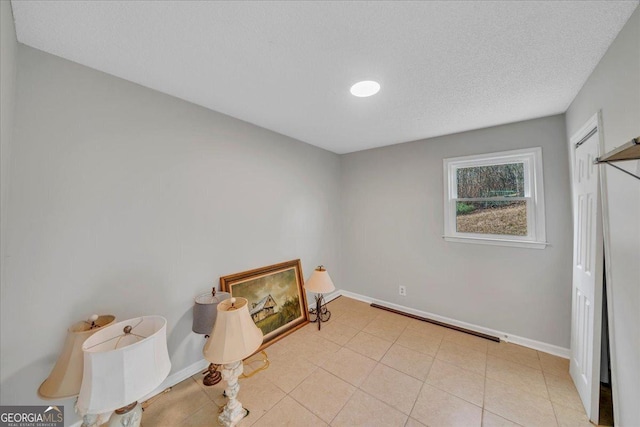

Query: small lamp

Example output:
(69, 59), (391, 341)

(304, 265), (336, 330)
(38, 314), (115, 399)
(203, 297), (263, 427)
(192, 288), (231, 335)
(76, 316), (171, 427)
(193, 288), (231, 386)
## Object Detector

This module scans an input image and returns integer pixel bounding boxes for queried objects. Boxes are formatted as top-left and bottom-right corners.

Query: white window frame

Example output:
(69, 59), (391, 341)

(443, 147), (547, 249)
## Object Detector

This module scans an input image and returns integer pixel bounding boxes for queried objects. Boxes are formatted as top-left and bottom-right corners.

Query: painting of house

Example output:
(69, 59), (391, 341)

(250, 294), (278, 322)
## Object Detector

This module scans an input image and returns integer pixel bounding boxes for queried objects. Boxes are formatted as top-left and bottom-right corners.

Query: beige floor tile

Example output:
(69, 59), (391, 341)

(333, 310), (379, 330)
(282, 330), (342, 367)
(442, 329), (490, 353)
(426, 359), (485, 406)
(538, 351), (570, 377)
(261, 353), (318, 393)
(380, 343), (434, 381)
(201, 369), (284, 424)
(328, 298), (375, 318)
(396, 328), (443, 356)
(487, 341), (542, 370)
(252, 395), (327, 427)
(290, 369), (356, 423)
(435, 340), (487, 375)
(355, 306), (382, 317)
(553, 402), (592, 427)
(362, 319), (408, 342)
(411, 384), (482, 427)
(265, 335), (308, 361)
(303, 340), (342, 367)
(317, 321), (360, 346)
(199, 376), (228, 407)
(235, 374), (287, 426)
(324, 298), (354, 318)
(180, 403), (220, 427)
(482, 410), (523, 426)
(404, 417), (427, 427)
(322, 347), (377, 387)
(373, 310), (411, 327)
(331, 389), (408, 427)
(142, 377), (212, 427)
(486, 355), (549, 398)
(191, 368), (213, 393)
(544, 373), (585, 412)
(405, 319), (449, 338)
(296, 321), (333, 336)
(360, 363), (423, 415)
(345, 331), (393, 361)
(484, 378), (558, 427)
(242, 351), (274, 378)
(333, 298), (371, 312)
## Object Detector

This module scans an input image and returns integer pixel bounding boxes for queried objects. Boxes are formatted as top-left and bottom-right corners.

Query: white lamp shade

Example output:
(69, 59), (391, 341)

(76, 316), (171, 415)
(304, 267), (336, 294)
(203, 298), (263, 365)
(38, 315), (115, 399)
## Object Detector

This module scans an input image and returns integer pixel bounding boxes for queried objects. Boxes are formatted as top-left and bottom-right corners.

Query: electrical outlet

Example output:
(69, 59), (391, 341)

(399, 285), (407, 296)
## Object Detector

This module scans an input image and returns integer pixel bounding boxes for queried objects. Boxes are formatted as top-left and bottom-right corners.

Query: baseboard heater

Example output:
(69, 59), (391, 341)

(370, 303), (500, 343)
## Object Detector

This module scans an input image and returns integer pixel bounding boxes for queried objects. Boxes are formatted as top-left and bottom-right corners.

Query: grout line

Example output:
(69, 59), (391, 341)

(355, 376), (412, 421)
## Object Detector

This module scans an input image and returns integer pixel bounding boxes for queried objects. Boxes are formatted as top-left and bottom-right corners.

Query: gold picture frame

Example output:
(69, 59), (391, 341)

(220, 259), (309, 352)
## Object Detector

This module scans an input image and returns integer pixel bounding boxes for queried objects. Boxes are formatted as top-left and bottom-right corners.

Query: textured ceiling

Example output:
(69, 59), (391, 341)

(11, 1), (639, 154)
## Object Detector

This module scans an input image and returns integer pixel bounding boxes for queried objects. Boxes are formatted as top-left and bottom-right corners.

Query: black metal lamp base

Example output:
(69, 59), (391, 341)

(309, 294), (331, 330)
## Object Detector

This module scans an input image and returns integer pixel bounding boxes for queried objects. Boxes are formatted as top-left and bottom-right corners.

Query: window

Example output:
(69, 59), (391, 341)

(443, 147), (547, 249)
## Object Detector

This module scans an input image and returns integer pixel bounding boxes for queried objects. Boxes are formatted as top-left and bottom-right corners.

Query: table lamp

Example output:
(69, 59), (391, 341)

(38, 314), (115, 399)
(304, 265), (336, 330)
(203, 297), (263, 427)
(76, 315), (171, 427)
(193, 288), (231, 386)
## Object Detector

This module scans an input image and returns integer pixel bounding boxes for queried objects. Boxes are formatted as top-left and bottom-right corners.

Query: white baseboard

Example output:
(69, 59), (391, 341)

(337, 290), (570, 359)
(339, 290), (375, 304)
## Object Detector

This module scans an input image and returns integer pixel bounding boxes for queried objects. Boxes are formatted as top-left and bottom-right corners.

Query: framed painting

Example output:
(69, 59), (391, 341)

(220, 259), (309, 351)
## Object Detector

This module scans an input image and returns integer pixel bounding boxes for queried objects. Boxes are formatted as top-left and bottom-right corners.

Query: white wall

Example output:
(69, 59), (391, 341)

(1, 0), (18, 334)
(0, 44), (341, 423)
(341, 115), (573, 348)
(565, 8), (639, 425)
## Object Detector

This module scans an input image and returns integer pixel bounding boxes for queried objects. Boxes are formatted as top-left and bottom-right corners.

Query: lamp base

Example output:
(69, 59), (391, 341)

(108, 401), (142, 427)
(203, 363), (222, 386)
(309, 294), (331, 330)
(219, 361), (249, 427)
(80, 414), (100, 427)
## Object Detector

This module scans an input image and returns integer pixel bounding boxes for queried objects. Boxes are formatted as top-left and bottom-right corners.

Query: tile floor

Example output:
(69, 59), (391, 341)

(142, 297), (594, 427)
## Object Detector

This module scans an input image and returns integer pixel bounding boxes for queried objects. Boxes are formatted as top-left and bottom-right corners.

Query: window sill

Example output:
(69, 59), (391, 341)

(443, 235), (548, 249)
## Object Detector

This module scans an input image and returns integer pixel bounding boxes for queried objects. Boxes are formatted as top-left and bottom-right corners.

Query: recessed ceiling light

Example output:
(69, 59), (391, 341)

(350, 80), (380, 97)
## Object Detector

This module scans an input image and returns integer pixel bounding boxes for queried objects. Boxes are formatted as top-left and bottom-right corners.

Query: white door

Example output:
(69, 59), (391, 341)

(570, 116), (604, 423)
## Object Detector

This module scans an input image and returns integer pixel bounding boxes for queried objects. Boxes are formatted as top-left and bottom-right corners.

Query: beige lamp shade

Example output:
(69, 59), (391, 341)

(304, 266), (336, 294)
(202, 298), (263, 365)
(38, 315), (116, 399)
(192, 289), (231, 334)
(76, 316), (171, 415)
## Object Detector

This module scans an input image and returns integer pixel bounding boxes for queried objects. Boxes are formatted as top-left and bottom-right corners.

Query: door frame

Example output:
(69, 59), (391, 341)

(591, 115), (619, 425)
(568, 111), (615, 423)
